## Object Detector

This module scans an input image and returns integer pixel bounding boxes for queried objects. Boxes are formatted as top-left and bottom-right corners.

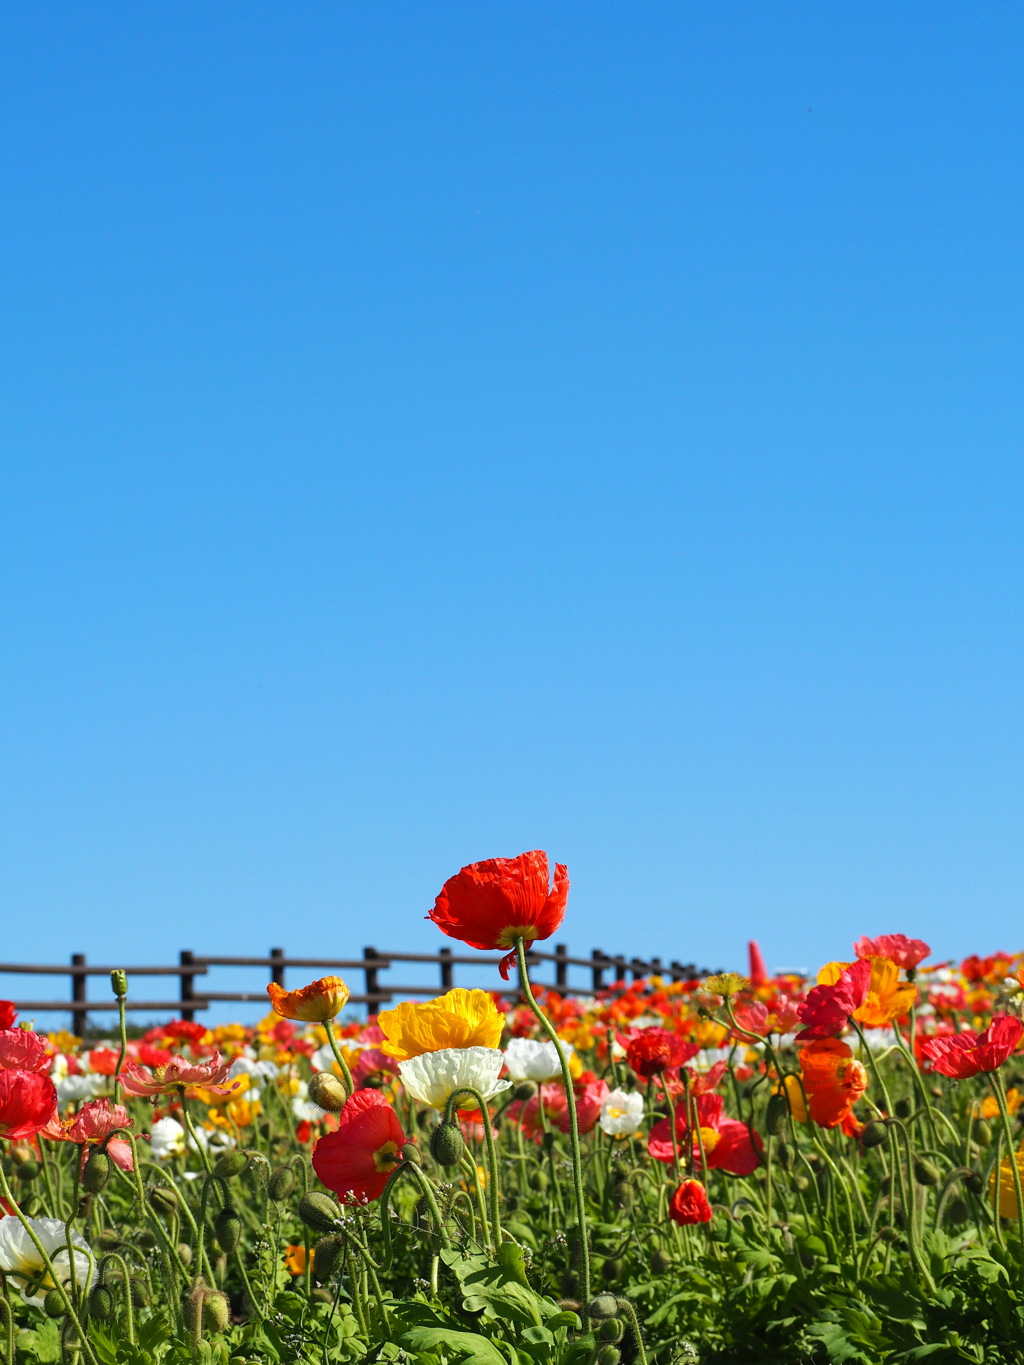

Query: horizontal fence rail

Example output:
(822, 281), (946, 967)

(0, 946), (711, 1035)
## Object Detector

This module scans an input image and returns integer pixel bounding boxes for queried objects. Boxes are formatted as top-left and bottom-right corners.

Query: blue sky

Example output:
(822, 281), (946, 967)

(2, 5), (1023, 1020)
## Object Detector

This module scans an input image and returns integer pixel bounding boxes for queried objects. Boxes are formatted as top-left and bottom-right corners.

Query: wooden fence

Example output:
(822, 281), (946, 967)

(0, 947), (709, 1035)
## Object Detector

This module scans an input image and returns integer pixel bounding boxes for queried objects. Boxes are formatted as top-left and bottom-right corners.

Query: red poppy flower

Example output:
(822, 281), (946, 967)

(669, 1178), (713, 1225)
(920, 1014), (1023, 1079)
(429, 851), (568, 979)
(796, 959), (871, 1040)
(312, 1090), (407, 1203)
(648, 1093), (761, 1175)
(163, 1020), (210, 1046)
(624, 1028), (698, 1079)
(0, 1070), (57, 1139)
(0, 1030), (51, 1074)
(0, 1002), (15, 1031)
(853, 934), (930, 971)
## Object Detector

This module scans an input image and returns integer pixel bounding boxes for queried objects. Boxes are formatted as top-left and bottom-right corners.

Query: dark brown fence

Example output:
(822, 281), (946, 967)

(0, 946), (708, 1035)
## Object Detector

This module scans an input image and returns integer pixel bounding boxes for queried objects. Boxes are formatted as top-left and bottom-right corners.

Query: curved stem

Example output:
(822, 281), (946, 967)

(514, 936), (591, 1304)
(323, 1019), (355, 1099)
(443, 1086), (502, 1252)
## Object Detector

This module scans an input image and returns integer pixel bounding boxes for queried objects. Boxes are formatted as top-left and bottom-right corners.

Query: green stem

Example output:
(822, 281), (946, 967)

(991, 1071), (1024, 1281)
(443, 1086), (502, 1252)
(514, 936), (591, 1304)
(323, 1019), (355, 1099)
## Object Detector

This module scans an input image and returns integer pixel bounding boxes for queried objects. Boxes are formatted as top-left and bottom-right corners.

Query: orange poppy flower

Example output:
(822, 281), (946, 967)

(786, 1039), (867, 1129)
(816, 957), (916, 1030)
(267, 976), (350, 1023)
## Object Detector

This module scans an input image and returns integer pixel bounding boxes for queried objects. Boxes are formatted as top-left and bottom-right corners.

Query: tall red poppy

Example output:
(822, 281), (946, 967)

(796, 959), (871, 1040)
(624, 1028), (698, 1079)
(0, 1002), (15, 1031)
(0, 1070), (57, 1139)
(669, 1179), (713, 1225)
(648, 1093), (761, 1175)
(0, 1030), (51, 1074)
(428, 851), (568, 979)
(920, 1014), (1023, 1079)
(312, 1090), (407, 1203)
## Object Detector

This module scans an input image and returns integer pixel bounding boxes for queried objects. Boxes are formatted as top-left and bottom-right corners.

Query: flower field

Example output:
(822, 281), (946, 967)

(3, 855), (1024, 1363)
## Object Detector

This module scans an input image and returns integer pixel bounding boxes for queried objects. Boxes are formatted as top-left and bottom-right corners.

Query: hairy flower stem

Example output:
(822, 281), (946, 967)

(514, 936), (591, 1304)
(177, 1087), (213, 1175)
(323, 1018), (355, 1098)
(444, 1086), (502, 1252)
(991, 1071), (1024, 1281)
(617, 1295), (650, 1365)
(112, 989), (129, 1107)
(0, 1163), (100, 1365)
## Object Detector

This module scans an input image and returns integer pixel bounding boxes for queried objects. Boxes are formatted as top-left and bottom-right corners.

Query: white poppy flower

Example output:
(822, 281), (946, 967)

(149, 1116), (187, 1160)
(0, 1217), (95, 1306)
(398, 1047), (512, 1110)
(503, 1038), (573, 1083)
(292, 1096), (327, 1123)
(599, 1088), (645, 1137)
(56, 1074), (105, 1104)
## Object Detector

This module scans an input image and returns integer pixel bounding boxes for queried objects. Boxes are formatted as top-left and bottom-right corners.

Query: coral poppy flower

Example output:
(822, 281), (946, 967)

(42, 1100), (135, 1172)
(854, 934), (930, 971)
(119, 1052), (240, 1098)
(796, 960), (871, 1040)
(624, 1028), (698, 1079)
(816, 958), (916, 1030)
(669, 1179), (713, 1225)
(0, 1070), (57, 1139)
(312, 1090), (406, 1203)
(379, 989), (504, 1061)
(0, 1002), (15, 1031)
(267, 976), (350, 1023)
(512, 1076), (609, 1141)
(0, 1030), (51, 1074)
(429, 851), (568, 979)
(648, 1093), (761, 1175)
(732, 996), (801, 1038)
(920, 1014), (1024, 1079)
(785, 1039), (867, 1129)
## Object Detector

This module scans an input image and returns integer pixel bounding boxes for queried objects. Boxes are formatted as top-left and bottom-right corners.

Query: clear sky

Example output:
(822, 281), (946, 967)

(2, 5), (1023, 1019)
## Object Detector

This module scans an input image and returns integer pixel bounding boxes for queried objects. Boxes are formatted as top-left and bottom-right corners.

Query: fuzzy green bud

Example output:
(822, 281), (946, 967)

(214, 1206), (242, 1254)
(513, 1081), (537, 1102)
(298, 1190), (341, 1233)
(202, 1290), (231, 1333)
(268, 1165), (297, 1202)
(149, 1185), (179, 1217)
(914, 1158), (940, 1187)
(599, 1319), (625, 1343)
(595, 1347), (621, 1365)
(89, 1284), (115, 1321)
(43, 1289), (65, 1319)
(82, 1150), (112, 1194)
(861, 1120), (889, 1149)
(429, 1122), (466, 1167)
(765, 1093), (789, 1136)
(110, 970), (128, 999)
(313, 1234), (345, 1283)
(213, 1150), (249, 1179)
(16, 1158), (40, 1182)
(308, 1072), (348, 1113)
(400, 1141), (420, 1165)
(895, 1097), (913, 1120)
(587, 1294), (620, 1320)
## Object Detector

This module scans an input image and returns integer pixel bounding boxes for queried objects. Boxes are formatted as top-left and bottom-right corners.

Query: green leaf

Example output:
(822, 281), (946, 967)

(398, 1327), (509, 1365)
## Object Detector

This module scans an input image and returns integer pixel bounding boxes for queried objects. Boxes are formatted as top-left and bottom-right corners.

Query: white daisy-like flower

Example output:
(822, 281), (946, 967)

(149, 1116), (187, 1161)
(292, 1096), (327, 1123)
(0, 1217), (95, 1306)
(598, 1088), (644, 1138)
(503, 1038), (573, 1083)
(398, 1047), (512, 1110)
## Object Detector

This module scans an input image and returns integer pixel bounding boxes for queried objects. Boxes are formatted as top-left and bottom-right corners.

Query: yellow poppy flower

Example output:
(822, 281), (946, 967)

(991, 1146), (1024, 1218)
(379, 989), (504, 1061)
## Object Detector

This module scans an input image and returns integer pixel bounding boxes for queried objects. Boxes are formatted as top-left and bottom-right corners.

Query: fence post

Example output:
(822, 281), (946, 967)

(613, 955), (627, 985)
(71, 953), (87, 1037)
(669, 960), (685, 983)
(439, 947), (453, 991)
(555, 943), (568, 993)
(591, 949), (605, 994)
(270, 948), (286, 989)
(363, 947), (380, 1010)
(650, 957), (663, 976)
(180, 951), (196, 1022)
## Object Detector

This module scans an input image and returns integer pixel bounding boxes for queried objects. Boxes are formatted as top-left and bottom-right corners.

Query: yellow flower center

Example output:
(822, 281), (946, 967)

(373, 1140), (401, 1173)
(698, 1127), (721, 1154)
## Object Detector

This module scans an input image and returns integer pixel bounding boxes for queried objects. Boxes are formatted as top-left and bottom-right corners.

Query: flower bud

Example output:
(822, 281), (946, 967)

(268, 1166), (296, 1202)
(513, 1081), (537, 1102)
(137, 1229), (157, 1250)
(400, 1142), (420, 1166)
(599, 1319), (625, 1343)
(82, 1151), (111, 1194)
(765, 1093), (789, 1136)
(298, 1191), (341, 1233)
(149, 1185), (179, 1217)
(43, 1289), (65, 1319)
(110, 970), (128, 999)
(313, 1234), (345, 1283)
(89, 1284), (115, 1321)
(77, 1196), (93, 1219)
(595, 1347), (621, 1365)
(214, 1206), (242, 1254)
(202, 1290), (231, 1333)
(16, 1159), (40, 1182)
(178, 1243), (193, 1266)
(895, 1097), (913, 1120)
(650, 1248), (672, 1274)
(213, 1150), (249, 1179)
(308, 1073), (348, 1113)
(246, 1152), (271, 1188)
(587, 1294), (620, 1320)
(130, 1278), (150, 1308)
(948, 1197), (970, 1224)
(97, 1229), (121, 1250)
(975, 1120), (993, 1148)
(914, 1158), (940, 1187)
(602, 1258), (624, 1282)
(429, 1122), (466, 1167)
(861, 1120), (888, 1149)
